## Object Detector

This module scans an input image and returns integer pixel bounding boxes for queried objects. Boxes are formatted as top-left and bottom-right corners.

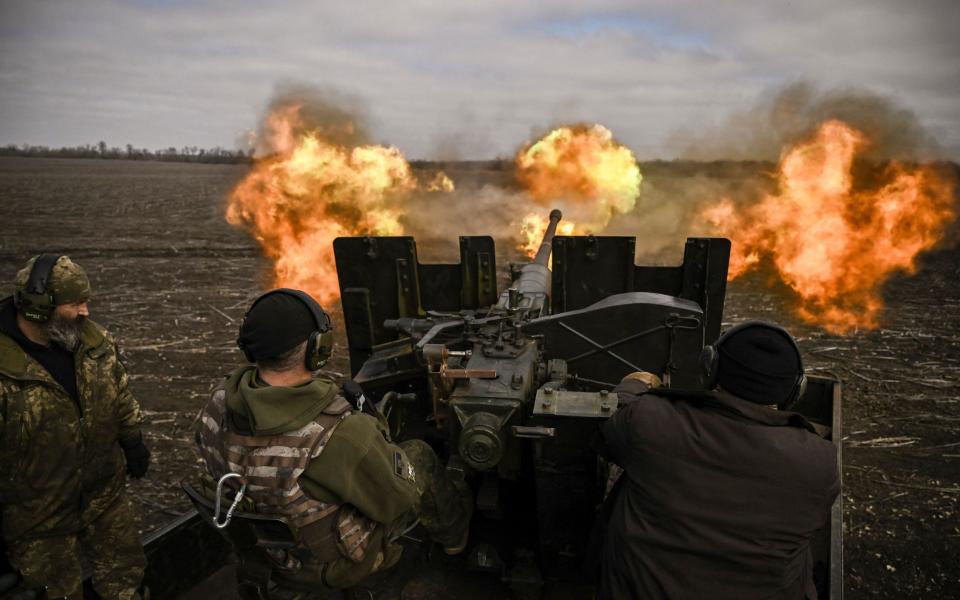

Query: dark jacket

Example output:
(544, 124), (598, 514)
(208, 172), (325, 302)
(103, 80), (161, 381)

(599, 378), (840, 600)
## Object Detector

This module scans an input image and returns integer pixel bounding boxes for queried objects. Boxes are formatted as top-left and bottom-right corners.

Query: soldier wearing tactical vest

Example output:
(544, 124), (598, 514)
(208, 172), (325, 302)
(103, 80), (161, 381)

(196, 289), (473, 591)
(0, 254), (150, 599)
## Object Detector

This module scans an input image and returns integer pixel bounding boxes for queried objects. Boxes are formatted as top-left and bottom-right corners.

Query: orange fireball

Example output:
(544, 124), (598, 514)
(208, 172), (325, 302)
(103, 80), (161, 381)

(518, 213), (576, 257)
(226, 103), (443, 305)
(425, 171), (455, 192)
(515, 124), (642, 256)
(702, 120), (956, 333)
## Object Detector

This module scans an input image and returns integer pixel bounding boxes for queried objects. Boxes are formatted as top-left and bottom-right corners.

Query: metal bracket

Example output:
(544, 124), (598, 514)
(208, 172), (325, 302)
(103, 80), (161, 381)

(423, 344), (498, 429)
(511, 425), (556, 439)
(362, 236), (378, 260)
(585, 234), (599, 261)
(558, 321), (651, 371)
(665, 313), (702, 371)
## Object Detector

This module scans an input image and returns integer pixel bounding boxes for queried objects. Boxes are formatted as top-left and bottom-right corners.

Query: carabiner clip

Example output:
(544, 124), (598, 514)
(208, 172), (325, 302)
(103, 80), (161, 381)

(213, 472), (247, 529)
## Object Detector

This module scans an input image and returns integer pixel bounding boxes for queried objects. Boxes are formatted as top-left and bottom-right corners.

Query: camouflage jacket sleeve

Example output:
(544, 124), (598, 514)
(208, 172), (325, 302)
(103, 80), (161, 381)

(109, 338), (143, 443)
(300, 413), (419, 524)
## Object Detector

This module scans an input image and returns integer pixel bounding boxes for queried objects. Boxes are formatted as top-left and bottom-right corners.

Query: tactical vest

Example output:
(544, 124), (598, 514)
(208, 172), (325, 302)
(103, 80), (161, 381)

(197, 387), (375, 564)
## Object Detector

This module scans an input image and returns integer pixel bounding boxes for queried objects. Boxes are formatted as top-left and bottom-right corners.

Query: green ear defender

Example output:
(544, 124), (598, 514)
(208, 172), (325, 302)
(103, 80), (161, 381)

(14, 254), (63, 323)
(306, 328), (334, 371)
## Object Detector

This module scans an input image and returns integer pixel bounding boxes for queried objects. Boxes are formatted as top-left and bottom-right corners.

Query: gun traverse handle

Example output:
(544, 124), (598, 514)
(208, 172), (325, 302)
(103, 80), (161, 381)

(444, 368), (497, 380)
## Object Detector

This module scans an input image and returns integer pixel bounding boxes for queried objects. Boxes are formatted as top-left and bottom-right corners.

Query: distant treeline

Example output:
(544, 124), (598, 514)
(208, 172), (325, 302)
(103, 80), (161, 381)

(0, 142), (254, 164)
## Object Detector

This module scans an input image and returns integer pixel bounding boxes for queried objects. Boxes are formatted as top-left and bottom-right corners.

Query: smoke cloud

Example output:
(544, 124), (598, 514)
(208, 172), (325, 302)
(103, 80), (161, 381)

(601, 161), (774, 263)
(611, 83), (959, 265)
(667, 82), (943, 162)
(403, 181), (532, 262)
(255, 83), (372, 155)
(233, 82), (958, 300)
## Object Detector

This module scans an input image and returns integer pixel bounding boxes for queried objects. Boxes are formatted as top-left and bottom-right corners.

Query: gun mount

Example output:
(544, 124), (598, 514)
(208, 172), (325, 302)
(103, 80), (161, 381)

(332, 209), (735, 580)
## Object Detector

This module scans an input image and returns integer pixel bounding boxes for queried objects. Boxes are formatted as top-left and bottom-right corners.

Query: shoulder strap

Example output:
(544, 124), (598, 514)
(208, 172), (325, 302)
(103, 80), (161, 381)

(341, 379), (380, 418)
(322, 395), (352, 416)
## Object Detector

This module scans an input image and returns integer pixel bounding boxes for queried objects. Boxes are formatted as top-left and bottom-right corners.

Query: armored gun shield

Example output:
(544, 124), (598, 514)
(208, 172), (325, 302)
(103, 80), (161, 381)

(330, 212), (733, 581)
(333, 232), (731, 396)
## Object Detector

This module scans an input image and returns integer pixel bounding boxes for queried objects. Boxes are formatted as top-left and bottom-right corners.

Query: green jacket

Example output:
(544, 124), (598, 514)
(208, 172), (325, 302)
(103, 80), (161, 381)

(219, 366), (419, 586)
(0, 308), (143, 542)
(222, 367), (419, 523)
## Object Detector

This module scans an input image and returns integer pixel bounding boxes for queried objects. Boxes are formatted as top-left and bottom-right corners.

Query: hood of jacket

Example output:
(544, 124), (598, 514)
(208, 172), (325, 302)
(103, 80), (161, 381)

(223, 365), (339, 436)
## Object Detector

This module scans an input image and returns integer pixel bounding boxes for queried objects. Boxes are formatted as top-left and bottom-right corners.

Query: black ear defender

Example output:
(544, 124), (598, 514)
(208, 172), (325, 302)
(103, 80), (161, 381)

(14, 253), (63, 323)
(699, 343), (721, 390)
(237, 288), (333, 371)
(699, 321), (807, 410)
(783, 367), (808, 411)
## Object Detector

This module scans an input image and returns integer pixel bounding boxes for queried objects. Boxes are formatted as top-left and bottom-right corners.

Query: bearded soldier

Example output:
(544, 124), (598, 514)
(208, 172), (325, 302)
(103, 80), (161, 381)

(0, 254), (150, 599)
(196, 288), (473, 592)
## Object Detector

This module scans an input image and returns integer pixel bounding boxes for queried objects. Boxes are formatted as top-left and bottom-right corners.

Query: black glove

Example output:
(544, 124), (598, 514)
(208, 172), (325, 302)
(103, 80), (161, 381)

(119, 433), (151, 479)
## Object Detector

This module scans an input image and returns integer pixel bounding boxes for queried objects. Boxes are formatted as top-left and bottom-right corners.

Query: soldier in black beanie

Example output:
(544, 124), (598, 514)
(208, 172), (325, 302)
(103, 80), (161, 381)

(715, 321), (806, 407)
(597, 321), (839, 600)
(195, 288), (473, 595)
(235, 291), (322, 370)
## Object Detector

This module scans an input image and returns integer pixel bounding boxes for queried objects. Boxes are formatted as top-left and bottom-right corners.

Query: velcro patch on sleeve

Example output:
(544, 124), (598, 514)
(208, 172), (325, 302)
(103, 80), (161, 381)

(394, 450), (414, 480)
(394, 451), (404, 477)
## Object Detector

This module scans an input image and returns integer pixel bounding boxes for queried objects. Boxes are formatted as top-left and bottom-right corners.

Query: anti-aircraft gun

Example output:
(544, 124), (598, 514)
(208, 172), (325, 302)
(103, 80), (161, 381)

(100, 208), (840, 599)
(332, 208), (734, 583)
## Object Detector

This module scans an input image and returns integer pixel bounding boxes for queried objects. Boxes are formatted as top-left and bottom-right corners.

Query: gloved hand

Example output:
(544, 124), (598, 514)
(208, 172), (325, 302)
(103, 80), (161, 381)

(119, 433), (151, 479)
(622, 371), (662, 388)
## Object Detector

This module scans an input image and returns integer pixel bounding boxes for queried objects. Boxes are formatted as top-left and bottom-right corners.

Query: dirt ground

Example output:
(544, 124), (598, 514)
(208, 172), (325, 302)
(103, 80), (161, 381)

(0, 156), (957, 598)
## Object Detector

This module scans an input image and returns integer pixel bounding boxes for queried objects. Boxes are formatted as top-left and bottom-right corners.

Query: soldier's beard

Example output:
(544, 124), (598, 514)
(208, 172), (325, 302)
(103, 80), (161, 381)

(45, 314), (85, 351)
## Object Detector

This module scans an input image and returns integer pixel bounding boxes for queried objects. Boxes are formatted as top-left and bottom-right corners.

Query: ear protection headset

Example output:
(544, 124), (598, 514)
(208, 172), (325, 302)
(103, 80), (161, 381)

(700, 320), (807, 409)
(237, 288), (334, 371)
(14, 253), (64, 323)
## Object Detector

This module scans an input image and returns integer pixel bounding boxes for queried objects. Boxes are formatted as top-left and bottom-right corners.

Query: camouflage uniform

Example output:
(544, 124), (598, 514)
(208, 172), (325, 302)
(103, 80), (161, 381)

(4, 495), (144, 599)
(0, 257), (146, 599)
(398, 439), (472, 548)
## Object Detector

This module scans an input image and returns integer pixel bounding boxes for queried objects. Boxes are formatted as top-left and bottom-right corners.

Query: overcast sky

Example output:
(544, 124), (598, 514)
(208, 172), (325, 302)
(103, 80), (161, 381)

(1, 0), (957, 160)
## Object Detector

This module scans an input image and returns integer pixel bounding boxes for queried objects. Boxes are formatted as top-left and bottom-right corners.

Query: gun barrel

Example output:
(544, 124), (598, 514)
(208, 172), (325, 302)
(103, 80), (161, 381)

(504, 209), (562, 310)
(532, 209), (563, 267)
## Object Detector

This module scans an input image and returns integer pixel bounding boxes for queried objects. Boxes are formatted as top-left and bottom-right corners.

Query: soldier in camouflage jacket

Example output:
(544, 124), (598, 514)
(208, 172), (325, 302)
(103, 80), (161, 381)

(197, 289), (472, 592)
(0, 255), (149, 599)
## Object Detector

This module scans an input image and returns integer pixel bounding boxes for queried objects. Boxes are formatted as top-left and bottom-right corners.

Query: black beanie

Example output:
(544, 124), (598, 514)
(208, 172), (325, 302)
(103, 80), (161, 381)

(237, 292), (318, 362)
(716, 323), (802, 405)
